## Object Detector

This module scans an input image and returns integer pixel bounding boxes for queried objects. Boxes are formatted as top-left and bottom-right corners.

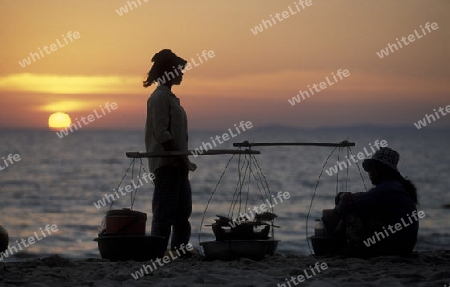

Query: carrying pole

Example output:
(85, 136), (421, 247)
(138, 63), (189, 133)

(233, 140), (355, 148)
(126, 149), (260, 158)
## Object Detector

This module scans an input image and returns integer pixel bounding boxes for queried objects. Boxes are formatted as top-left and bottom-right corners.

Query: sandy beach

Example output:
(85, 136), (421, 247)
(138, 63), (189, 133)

(1, 250), (449, 287)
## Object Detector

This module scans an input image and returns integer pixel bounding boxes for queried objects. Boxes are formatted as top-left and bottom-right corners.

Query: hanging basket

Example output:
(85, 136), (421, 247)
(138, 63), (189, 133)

(95, 158), (162, 261)
(212, 222), (271, 241)
(198, 148), (279, 260)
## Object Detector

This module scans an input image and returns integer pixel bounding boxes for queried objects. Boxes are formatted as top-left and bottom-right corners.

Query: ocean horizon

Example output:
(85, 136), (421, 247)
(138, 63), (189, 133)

(0, 127), (449, 260)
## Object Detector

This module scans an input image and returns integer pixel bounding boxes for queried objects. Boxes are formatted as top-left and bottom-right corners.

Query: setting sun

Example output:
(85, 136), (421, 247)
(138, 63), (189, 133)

(48, 112), (72, 130)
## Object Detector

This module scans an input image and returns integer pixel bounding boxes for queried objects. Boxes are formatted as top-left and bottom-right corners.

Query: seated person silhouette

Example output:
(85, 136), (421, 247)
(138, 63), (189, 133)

(333, 147), (419, 257)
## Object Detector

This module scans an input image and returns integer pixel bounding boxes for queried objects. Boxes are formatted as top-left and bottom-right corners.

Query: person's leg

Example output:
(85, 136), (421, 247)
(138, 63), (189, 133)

(170, 167), (192, 250)
(151, 165), (180, 248)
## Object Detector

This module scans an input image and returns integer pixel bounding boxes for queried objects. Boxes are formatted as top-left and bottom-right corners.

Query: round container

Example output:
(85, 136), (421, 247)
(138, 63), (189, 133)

(105, 209), (147, 236)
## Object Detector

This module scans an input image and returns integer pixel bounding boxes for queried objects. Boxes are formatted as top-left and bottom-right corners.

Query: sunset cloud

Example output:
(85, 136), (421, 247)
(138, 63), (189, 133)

(0, 73), (141, 95)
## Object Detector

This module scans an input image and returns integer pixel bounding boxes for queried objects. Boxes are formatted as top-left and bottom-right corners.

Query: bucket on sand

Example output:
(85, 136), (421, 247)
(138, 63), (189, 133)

(103, 209), (147, 236)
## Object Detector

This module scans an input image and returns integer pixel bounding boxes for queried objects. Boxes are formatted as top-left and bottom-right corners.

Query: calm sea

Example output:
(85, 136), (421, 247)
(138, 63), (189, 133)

(0, 127), (449, 260)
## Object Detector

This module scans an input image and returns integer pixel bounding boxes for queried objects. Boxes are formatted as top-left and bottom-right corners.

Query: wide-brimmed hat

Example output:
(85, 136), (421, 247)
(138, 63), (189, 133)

(151, 49), (187, 68)
(362, 147), (399, 172)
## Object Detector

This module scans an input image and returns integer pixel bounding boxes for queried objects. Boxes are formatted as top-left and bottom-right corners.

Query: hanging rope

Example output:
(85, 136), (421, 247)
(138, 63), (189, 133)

(109, 157), (154, 211)
(345, 147), (350, 193)
(245, 154), (252, 211)
(198, 153), (237, 244)
(130, 159), (135, 208)
(250, 152), (274, 210)
(306, 143), (369, 254)
(229, 152), (249, 218)
(130, 158), (144, 210)
(336, 151), (340, 195)
(198, 148), (275, 244)
(109, 158), (136, 210)
(306, 146), (339, 254)
(347, 147), (368, 192)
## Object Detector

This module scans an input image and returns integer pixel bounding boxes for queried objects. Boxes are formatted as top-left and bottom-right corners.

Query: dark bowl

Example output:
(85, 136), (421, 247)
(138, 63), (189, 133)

(93, 235), (166, 261)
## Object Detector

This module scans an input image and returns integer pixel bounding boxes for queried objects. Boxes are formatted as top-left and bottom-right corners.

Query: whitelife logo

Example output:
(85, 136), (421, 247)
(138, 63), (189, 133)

(0, 153), (21, 171)
(18, 31), (81, 68)
(250, 0), (313, 35)
(153, 50), (215, 86)
(130, 243), (193, 279)
(277, 262), (328, 286)
(93, 172), (155, 209)
(55, 102), (118, 139)
(0, 224), (58, 260)
(288, 69), (350, 106)
(414, 104), (450, 130)
(228, 191), (290, 228)
(362, 211), (425, 247)
(325, 140), (388, 176)
(115, 0), (149, 16)
(190, 121), (253, 157)
(376, 22), (439, 59)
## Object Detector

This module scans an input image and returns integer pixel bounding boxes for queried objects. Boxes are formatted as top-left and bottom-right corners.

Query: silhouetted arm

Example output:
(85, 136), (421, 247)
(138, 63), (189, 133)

(335, 187), (389, 216)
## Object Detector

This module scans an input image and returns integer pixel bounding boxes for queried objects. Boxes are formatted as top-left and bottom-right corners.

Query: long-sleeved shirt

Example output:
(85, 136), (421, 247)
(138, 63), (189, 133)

(145, 85), (189, 173)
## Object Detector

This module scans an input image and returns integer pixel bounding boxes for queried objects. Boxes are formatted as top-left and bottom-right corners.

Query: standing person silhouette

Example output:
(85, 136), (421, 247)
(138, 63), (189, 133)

(143, 49), (197, 252)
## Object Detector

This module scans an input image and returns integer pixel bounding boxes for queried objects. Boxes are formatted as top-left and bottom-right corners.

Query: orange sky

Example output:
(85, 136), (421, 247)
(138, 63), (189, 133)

(0, 0), (449, 130)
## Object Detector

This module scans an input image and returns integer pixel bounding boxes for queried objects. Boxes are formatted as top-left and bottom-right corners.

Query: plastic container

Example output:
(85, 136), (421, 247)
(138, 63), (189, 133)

(104, 209), (147, 236)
